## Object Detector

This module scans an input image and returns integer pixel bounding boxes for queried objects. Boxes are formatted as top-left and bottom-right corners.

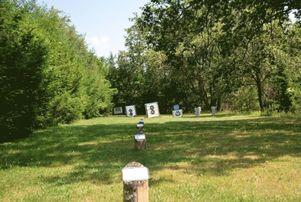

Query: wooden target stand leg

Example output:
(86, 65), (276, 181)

(135, 138), (146, 150)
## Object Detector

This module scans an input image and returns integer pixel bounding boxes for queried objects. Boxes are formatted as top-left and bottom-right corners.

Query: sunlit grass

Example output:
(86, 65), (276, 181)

(1, 113), (301, 201)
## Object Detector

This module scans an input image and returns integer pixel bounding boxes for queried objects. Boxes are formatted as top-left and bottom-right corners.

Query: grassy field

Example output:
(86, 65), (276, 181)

(1, 113), (301, 201)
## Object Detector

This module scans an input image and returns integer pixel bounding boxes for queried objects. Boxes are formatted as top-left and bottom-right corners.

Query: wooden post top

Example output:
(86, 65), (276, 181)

(136, 119), (144, 128)
(135, 134), (146, 140)
(122, 162), (149, 183)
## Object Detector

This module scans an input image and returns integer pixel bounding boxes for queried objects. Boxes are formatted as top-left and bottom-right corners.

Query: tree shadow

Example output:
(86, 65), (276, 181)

(181, 112), (239, 118)
(0, 115), (300, 186)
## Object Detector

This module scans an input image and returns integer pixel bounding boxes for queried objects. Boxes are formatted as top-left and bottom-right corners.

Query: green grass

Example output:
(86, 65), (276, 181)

(1, 113), (301, 201)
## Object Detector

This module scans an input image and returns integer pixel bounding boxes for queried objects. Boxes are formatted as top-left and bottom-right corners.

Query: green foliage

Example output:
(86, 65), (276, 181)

(0, 0), (114, 141)
(228, 86), (259, 112)
(108, 0), (301, 114)
(285, 24), (301, 111)
(272, 65), (292, 112)
(48, 92), (84, 124)
(0, 0), (47, 141)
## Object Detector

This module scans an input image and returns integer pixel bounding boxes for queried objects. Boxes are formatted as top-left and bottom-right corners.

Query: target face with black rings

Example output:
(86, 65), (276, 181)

(150, 105), (155, 114)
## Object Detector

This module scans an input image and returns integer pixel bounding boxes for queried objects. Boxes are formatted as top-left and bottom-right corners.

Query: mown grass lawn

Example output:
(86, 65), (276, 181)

(1, 113), (301, 201)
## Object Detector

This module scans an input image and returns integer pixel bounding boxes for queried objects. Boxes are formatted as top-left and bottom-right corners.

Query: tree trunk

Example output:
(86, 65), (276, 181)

(217, 95), (222, 111)
(200, 83), (210, 109)
(255, 72), (264, 111)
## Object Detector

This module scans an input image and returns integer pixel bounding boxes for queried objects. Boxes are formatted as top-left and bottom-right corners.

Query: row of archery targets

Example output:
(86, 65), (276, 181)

(113, 102), (217, 118)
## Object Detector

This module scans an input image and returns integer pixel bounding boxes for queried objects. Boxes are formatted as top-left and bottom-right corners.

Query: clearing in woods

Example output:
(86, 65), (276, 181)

(0, 113), (301, 201)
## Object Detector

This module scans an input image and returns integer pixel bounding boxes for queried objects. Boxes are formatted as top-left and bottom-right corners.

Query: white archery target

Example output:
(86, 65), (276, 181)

(145, 102), (160, 118)
(211, 106), (217, 115)
(113, 107), (123, 115)
(126, 105), (136, 117)
(194, 107), (201, 117)
(172, 109), (183, 117)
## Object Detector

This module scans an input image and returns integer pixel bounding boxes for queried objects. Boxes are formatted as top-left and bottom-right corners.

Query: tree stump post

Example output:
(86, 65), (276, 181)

(135, 119), (146, 150)
(122, 162), (149, 202)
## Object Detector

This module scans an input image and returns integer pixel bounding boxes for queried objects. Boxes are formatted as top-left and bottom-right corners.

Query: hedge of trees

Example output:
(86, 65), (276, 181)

(108, 0), (301, 114)
(0, 0), (114, 142)
(1, 0), (301, 142)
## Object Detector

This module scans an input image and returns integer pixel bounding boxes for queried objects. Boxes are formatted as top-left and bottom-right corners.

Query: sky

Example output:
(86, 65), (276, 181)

(36, 0), (149, 57)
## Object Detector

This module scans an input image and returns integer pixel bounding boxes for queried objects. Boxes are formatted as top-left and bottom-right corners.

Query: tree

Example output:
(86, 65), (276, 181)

(0, 0), (115, 141)
(0, 0), (47, 141)
(107, 0), (301, 114)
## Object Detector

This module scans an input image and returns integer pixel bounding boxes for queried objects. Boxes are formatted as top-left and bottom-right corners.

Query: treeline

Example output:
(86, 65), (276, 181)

(108, 0), (301, 114)
(0, 0), (114, 141)
(1, 0), (301, 141)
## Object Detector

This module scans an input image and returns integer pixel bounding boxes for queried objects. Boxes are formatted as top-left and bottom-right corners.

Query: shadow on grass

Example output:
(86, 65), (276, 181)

(181, 112), (240, 118)
(0, 115), (300, 186)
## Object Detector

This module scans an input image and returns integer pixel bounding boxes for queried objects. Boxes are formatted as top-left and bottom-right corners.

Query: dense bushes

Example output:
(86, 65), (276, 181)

(0, 1), (114, 142)
(0, 1), (47, 141)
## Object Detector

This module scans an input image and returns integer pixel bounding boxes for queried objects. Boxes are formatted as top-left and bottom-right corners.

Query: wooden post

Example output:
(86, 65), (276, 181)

(135, 119), (146, 150)
(135, 135), (146, 150)
(122, 162), (149, 202)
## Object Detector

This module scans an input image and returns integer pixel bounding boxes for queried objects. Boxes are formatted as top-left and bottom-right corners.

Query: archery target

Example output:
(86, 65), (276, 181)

(126, 105), (136, 117)
(172, 109), (183, 117)
(145, 102), (160, 118)
(113, 107), (123, 115)
(194, 107), (201, 117)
